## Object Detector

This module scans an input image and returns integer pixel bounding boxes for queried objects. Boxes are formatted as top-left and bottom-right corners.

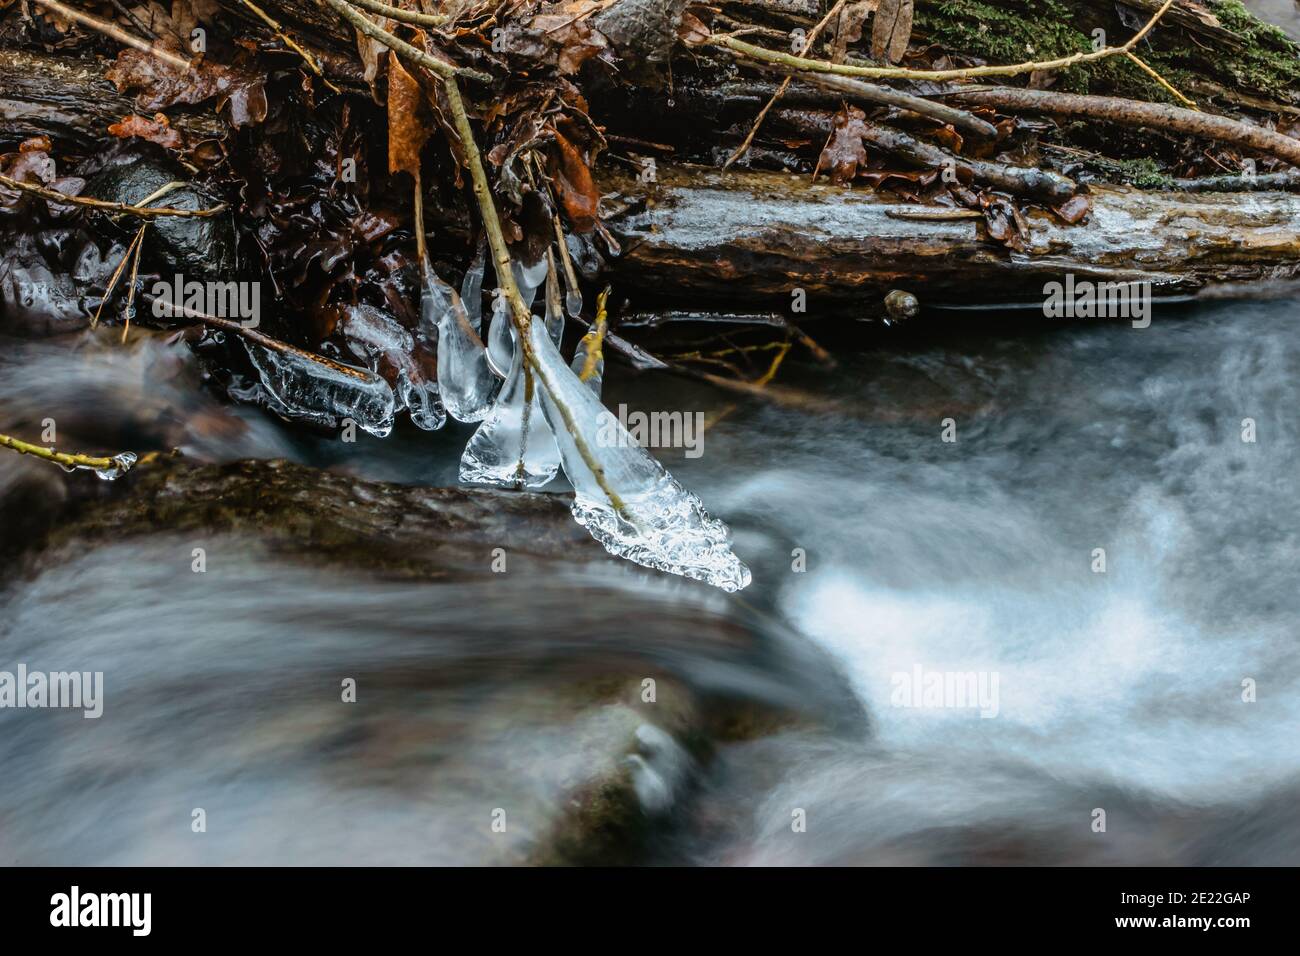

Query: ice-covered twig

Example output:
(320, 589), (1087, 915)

(0, 431), (137, 480)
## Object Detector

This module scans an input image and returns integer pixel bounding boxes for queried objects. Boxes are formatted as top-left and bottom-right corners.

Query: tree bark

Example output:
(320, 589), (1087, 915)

(600, 164), (1300, 308)
(0, 49), (228, 150)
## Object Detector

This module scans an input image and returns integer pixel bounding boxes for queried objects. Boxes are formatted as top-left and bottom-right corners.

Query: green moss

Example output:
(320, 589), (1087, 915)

(914, 0), (1300, 104)
(1200, 0), (1300, 100)
(1106, 157), (1176, 189)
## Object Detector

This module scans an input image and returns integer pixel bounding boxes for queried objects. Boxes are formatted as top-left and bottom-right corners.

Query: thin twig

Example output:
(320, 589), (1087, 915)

(1125, 50), (1197, 109)
(578, 286), (610, 382)
(724, 0), (848, 169)
(91, 226), (146, 329)
(0, 174), (228, 219)
(708, 0), (1175, 83)
(319, 0), (491, 82)
(240, 0), (342, 94)
(30, 0), (192, 71)
(344, 0), (447, 27)
(0, 431), (122, 473)
(120, 223), (147, 343)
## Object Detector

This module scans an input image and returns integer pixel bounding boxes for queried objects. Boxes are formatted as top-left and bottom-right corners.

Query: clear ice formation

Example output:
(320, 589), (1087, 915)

(423, 256), (496, 423)
(241, 337), (396, 437)
(63, 451), (137, 481)
(341, 304), (445, 431)
(543, 252), (564, 346)
(459, 310), (561, 489)
(485, 294), (513, 379)
(526, 318), (751, 592)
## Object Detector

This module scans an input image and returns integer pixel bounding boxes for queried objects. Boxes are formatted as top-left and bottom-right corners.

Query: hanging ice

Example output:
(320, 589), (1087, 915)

(526, 318), (750, 592)
(340, 303), (445, 431)
(512, 257), (549, 312)
(241, 337), (396, 437)
(543, 251), (564, 346)
(485, 293), (513, 379)
(459, 314), (561, 489)
(423, 255), (496, 422)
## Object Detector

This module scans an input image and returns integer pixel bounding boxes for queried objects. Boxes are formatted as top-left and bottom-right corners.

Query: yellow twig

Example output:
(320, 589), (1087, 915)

(344, 0), (448, 28)
(1125, 50), (1197, 109)
(0, 431), (124, 473)
(709, 0), (1175, 83)
(578, 286), (610, 382)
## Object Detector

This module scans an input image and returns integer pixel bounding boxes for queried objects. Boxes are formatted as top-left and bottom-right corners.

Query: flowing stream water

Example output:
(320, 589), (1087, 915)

(1, 295), (1297, 864)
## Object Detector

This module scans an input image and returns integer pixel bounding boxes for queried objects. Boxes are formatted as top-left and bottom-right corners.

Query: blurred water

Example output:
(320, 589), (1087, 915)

(1, 300), (1298, 864)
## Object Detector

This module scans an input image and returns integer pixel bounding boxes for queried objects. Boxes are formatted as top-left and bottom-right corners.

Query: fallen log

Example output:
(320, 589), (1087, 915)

(0, 48), (227, 151)
(599, 164), (1300, 309)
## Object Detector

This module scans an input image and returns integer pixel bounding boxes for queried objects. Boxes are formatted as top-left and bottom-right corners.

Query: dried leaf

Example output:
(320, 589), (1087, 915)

(677, 11), (711, 47)
(387, 44), (429, 178)
(818, 105), (869, 185)
(870, 0), (913, 65)
(829, 0), (875, 64)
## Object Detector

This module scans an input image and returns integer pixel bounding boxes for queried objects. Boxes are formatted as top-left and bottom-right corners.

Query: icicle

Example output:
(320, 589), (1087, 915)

(242, 338), (396, 437)
(424, 256), (496, 422)
(341, 304), (445, 431)
(93, 452), (137, 481)
(555, 229), (585, 318)
(543, 249), (564, 346)
(526, 319), (751, 592)
(511, 257), (549, 312)
(459, 317), (560, 489)
(485, 293), (513, 378)
(461, 238), (486, 321)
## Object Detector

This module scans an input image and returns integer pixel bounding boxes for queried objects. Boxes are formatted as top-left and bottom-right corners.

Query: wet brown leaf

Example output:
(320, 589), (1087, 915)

(830, 0), (875, 64)
(548, 128), (599, 232)
(677, 11), (711, 47)
(871, 0), (913, 65)
(108, 113), (185, 150)
(1051, 193), (1092, 225)
(106, 49), (267, 128)
(818, 105), (869, 185)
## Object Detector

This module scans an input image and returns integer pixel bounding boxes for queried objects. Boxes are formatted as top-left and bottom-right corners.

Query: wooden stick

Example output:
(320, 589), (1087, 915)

(724, 0), (848, 169)
(0, 174), (227, 219)
(949, 88), (1300, 168)
(344, 0), (447, 27)
(30, 0), (193, 71)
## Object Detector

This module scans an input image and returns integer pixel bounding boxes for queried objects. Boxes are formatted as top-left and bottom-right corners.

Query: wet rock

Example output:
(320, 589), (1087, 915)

(0, 456), (850, 864)
(85, 156), (237, 281)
